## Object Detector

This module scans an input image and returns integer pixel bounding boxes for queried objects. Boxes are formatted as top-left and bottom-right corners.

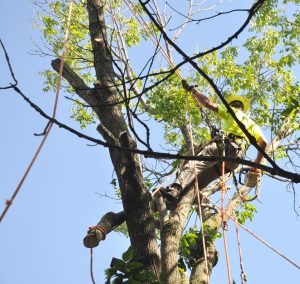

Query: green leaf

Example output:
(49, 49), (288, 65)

(122, 246), (133, 262)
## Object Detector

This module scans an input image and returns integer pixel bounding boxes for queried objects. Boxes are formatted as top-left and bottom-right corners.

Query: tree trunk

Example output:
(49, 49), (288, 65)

(86, 0), (160, 275)
(189, 241), (218, 284)
(52, 0), (161, 276)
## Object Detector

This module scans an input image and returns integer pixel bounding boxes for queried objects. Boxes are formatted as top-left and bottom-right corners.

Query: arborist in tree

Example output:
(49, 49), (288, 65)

(161, 80), (268, 202)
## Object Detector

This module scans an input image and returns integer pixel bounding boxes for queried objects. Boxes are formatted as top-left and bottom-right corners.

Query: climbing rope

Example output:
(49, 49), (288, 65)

(0, 0), (74, 223)
(225, 176), (248, 283)
(233, 211), (247, 284)
(219, 134), (233, 284)
(185, 90), (209, 282)
(90, 248), (97, 284)
(199, 187), (300, 270)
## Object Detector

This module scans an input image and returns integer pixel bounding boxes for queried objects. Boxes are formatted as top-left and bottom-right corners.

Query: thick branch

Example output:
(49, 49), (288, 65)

(138, 0), (278, 170)
(83, 211), (125, 248)
(51, 58), (94, 105)
(11, 85), (300, 183)
(160, 185), (196, 283)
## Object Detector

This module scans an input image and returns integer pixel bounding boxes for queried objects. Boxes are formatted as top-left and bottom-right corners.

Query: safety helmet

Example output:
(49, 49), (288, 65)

(225, 95), (250, 112)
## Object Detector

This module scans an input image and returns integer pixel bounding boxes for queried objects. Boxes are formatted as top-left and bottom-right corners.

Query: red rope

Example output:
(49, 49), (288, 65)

(221, 160), (232, 284)
(0, 1), (73, 223)
(233, 214), (247, 284)
(225, 188), (247, 283)
(201, 189), (300, 271)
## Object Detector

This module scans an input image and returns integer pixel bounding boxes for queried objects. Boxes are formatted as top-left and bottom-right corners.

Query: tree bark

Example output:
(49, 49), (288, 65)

(189, 241), (218, 284)
(53, 0), (161, 276)
(83, 211), (126, 248)
(87, 0), (161, 275)
(160, 186), (196, 283)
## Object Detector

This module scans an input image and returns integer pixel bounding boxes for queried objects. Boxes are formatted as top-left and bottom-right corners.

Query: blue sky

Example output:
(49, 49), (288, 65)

(0, 1), (300, 284)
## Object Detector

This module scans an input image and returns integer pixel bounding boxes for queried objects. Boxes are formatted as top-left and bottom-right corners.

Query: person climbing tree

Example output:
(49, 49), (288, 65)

(161, 80), (268, 202)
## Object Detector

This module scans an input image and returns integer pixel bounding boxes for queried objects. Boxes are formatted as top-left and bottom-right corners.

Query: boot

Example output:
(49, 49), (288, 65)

(161, 168), (197, 202)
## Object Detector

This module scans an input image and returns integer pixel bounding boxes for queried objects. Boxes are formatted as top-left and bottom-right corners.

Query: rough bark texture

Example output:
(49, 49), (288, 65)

(83, 211), (126, 248)
(51, 1), (299, 282)
(189, 241), (218, 284)
(87, 0), (160, 275)
(53, 0), (160, 276)
(160, 186), (196, 283)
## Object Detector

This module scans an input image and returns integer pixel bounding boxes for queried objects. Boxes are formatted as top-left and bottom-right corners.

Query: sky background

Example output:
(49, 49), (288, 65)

(1, 1), (300, 284)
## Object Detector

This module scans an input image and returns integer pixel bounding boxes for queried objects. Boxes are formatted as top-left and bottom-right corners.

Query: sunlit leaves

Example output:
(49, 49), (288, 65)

(235, 202), (257, 225)
(70, 100), (96, 129)
(178, 226), (220, 270)
(105, 247), (160, 283)
(35, 0), (300, 157)
(123, 18), (141, 47)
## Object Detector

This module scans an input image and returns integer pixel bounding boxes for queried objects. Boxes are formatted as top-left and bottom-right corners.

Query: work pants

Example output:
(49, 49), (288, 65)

(175, 139), (245, 190)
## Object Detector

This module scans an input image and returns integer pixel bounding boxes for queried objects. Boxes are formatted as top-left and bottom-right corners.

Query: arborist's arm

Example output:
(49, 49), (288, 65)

(182, 80), (218, 112)
(246, 136), (268, 187)
(251, 136), (268, 173)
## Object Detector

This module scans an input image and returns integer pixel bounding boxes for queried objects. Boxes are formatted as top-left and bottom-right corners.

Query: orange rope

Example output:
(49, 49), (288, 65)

(200, 188), (300, 271)
(238, 218), (300, 270)
(0, 0), (74, 223)
(185, 91), (209, 281)
(220, 138), (232, 284)
(224, 186), (247, 283)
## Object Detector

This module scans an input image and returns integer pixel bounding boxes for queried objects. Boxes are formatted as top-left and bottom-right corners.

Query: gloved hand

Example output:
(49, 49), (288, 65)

(182, 80), (197, 92)
(249, 168), (261, 174)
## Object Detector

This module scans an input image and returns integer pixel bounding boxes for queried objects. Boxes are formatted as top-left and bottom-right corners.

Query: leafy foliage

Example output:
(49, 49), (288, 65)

(70, 100), (96, 129)
(178, 227), (220, 270)
(33, 0), (300, 280)
(105, 246), (161, 283)
(235, 202), (258, 225)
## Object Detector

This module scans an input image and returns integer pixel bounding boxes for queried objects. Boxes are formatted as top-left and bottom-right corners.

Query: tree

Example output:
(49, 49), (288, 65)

(12, 0), (300, 283)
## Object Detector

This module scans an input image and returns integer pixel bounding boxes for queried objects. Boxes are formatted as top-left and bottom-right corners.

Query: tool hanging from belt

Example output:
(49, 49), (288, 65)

(237, 167), (261, 201)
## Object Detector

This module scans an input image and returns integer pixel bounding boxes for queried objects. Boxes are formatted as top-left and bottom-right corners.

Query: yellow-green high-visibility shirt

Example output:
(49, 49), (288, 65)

(216, 104), (266, 145)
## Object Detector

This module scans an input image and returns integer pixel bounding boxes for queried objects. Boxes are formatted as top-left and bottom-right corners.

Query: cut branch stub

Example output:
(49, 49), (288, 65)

(83, 211), (125, 248)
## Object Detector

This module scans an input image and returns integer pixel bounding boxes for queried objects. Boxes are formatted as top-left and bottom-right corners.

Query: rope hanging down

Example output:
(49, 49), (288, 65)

(123, 1), (246, 280)
(0, 0), (74, 223)
(220, 134), (233, 284)
(185, 90), (209, 283)
(123, 0), (213, 276)
(198, 188), (300, 271)
(232, 201), (248, 283)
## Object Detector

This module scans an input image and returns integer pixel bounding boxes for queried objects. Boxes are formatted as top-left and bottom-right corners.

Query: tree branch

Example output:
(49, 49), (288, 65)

(10, 84), (300, 183)
(83, 211), (126, 248)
